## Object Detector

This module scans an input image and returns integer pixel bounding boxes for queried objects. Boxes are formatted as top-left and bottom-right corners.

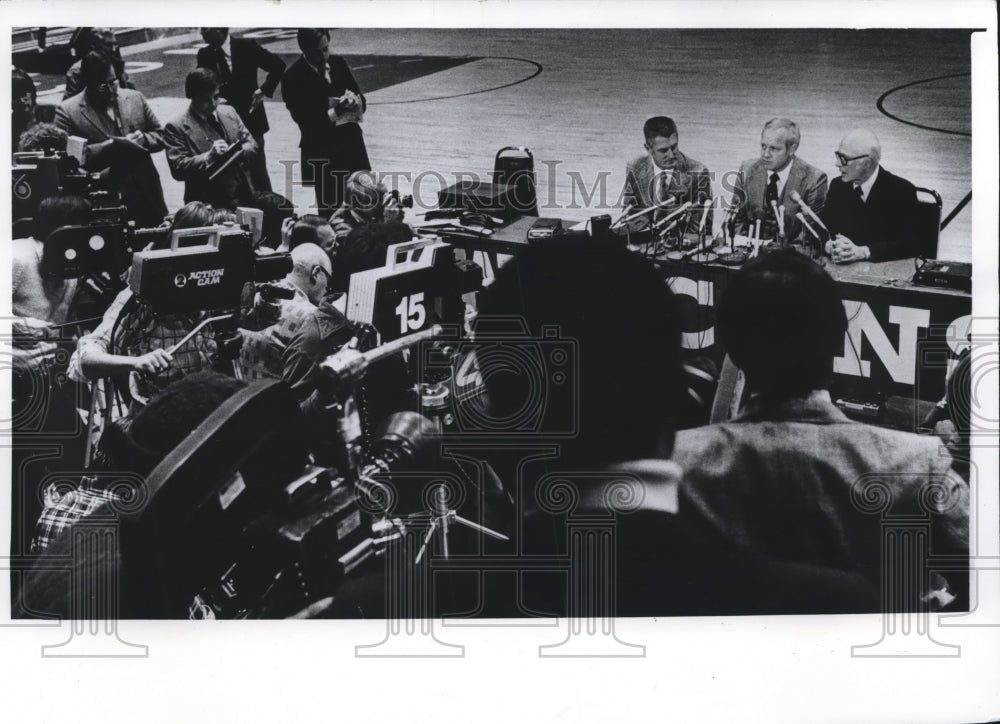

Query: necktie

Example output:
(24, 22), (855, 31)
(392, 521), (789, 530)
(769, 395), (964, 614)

(765, 172), (779, 208)
(853, 184), (864, 203)
(657, 171), (670, 204)
(209, 112), (229, 143)
(216, 47), (231, 82)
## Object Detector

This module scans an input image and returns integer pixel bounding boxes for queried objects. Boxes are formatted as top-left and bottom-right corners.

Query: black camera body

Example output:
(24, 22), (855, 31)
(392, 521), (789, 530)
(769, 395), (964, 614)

(128, 225), (291, 315)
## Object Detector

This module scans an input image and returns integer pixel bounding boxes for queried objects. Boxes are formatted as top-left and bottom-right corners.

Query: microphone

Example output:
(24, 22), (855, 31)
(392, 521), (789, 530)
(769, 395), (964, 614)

(789, 190), (830, 240)
(615, 198), (684, 228)
(650, 201), (693, 231)
(795, 212), (821, 241)
(697, 198), (712, 235)
(610, 203), (635, 229)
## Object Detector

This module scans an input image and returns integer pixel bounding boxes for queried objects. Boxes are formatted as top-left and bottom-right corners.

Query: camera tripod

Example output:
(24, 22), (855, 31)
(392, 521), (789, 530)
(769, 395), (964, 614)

(413, 484), (508, 563)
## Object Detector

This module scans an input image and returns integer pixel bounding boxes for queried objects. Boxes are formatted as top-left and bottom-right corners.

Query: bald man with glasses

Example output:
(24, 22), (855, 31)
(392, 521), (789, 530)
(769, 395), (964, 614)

(820, 129), (921, 263)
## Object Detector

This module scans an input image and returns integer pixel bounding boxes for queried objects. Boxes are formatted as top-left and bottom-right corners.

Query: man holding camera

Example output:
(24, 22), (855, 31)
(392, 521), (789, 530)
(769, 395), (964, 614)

(239, 243), (333, 381)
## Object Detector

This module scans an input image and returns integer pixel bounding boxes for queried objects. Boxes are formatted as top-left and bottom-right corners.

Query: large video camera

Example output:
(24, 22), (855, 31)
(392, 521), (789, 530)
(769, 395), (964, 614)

(346, 238), (483, 342)
(119, 358), (441, 618)
(127, 224), (291, 315)
(12, 149), (116, 222)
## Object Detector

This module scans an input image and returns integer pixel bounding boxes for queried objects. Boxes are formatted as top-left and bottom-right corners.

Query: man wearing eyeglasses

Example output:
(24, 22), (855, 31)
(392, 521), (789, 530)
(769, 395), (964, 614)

(239, 242), (332, 381)
(820, 129), (920, 263)
(54, 51), (167, 226)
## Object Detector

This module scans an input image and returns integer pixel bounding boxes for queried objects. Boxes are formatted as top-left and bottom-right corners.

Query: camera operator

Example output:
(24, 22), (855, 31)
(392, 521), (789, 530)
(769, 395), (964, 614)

(65, 204), (243, 407)
(329, 170), (406, 245)
(281, 222), (413, 459)
(10, 194), (94, 563)
(54, 51), (167, 227)
(16, 372), (249, 622)
(16, 122), (69, 154)
(239, 242), (332, 380)
(11, 195), (92, 351)
(276, 213), (338, 258)
(29, 371), (249, 555)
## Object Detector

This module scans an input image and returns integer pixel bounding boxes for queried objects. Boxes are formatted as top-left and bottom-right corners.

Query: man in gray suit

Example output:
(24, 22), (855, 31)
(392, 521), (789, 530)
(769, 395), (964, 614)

(730, 118), (827, 242)
(54, 51), (166, 225)
(672, 250), (968, 608)
(623, 116), (713, 235)
(163, 68), (260, 209)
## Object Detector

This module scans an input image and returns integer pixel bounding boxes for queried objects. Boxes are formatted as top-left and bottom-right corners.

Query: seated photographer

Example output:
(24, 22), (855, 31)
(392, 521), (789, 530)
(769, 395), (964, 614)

(12, 194), (92, 345)
(30, 371), (248, 554)
(281, 222), (413, 458)
(672, 250), (969, 607)
(164, 68), (266, 211)
(10, 194), (94, 562)
(278, 213), (338, 257)
(239, 242), (332, 380)
(329, 170), (406, 245)
(54, 51), (167, 226)
(16, 122), (69, 153)
(65, 203), (242, 406)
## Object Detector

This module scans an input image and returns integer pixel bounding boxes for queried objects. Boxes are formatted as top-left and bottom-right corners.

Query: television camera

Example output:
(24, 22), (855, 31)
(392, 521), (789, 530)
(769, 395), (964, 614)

(120, 324), (504, 619)
(12, 149), (117, 223)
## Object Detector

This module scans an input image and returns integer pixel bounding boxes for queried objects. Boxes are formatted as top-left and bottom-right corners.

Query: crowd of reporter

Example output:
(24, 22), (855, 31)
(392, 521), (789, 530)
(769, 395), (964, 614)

(9, 29), (972, 620)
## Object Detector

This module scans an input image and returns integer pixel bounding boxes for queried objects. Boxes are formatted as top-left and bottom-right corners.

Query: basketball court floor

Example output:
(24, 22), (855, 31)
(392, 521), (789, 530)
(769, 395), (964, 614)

(23, 27), (976, 261)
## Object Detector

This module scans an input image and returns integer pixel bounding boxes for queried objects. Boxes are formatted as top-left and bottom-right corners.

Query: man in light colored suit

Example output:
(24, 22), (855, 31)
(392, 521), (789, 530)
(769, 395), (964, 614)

(163, 68), (260, 208)
(54, 52), (166, 225)
(623, 116), (713, 235)
(730, 118), (827, 242)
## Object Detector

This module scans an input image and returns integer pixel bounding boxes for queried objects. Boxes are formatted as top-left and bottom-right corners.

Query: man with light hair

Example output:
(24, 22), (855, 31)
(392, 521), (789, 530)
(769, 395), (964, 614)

(821, 128), (921, 263)
(730, 118), (827, 241)
(239, 242), (332, 380)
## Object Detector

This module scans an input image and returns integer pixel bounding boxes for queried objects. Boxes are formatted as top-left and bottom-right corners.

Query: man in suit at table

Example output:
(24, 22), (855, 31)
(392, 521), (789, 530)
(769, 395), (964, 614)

(731, 118), (827, 242)
(54, 51), (167, 226)
(282, 28), (371, 216)
(197, 28), (285, 193)
(163, 68), (259, 209)
(623, 116), (713, 235)
(821, 129), (921, 263)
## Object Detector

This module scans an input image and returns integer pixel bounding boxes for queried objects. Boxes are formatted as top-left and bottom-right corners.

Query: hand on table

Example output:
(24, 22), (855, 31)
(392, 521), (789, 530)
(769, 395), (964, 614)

(826, 235), (870, 264)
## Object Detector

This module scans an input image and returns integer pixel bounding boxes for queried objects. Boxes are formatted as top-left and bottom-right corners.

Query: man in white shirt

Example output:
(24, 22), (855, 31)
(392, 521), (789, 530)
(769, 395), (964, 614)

(622, 115), (713, 235)
(730, 118), (828, 242)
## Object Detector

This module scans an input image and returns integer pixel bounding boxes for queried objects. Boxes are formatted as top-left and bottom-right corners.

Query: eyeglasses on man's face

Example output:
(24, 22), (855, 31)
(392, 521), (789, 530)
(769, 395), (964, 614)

(834, 151), (869, 167)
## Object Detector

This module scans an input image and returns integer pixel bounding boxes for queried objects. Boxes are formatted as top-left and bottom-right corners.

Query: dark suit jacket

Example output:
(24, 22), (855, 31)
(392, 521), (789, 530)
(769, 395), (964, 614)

(163, 104), (258, 206)
(281, 54), (368, 184)
(821, 166), (920, 262)
(623, 152), (713, 234)
(731, 156), (827, 241)
(196, 38), (286, 138)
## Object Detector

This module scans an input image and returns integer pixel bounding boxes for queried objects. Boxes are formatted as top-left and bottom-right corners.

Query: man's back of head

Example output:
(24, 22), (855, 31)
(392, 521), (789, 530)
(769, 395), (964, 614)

(718, 249), (847, 400)
(475, 240), (683, 465)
